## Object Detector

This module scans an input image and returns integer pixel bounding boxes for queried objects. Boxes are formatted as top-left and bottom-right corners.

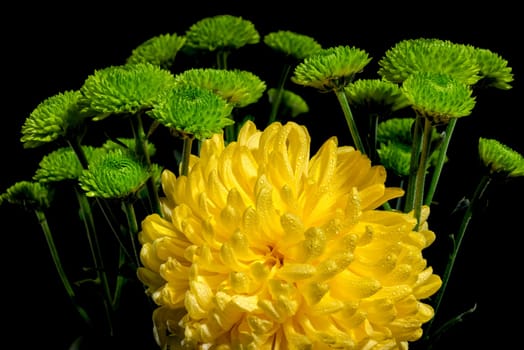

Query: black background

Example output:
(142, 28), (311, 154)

(2, 2), (522, 349)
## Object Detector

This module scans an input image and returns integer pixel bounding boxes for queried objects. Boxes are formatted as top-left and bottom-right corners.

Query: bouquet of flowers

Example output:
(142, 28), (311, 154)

(2, 13), (522, 350)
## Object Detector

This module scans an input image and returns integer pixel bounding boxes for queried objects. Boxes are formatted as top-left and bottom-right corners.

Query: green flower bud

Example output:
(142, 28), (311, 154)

(33, 146), (98, 183)
(401, 72), (476, 124)
(344, 79), (410, 115)
(147, 85), (234, 140)
(0, 181), (53, 210)
(378, 38), (481, 85)
(20, 90), (88, 148)
(267, 88), (309, 118)
(80, 63), (176, 120)
(126, 33), (187, 69)
(173, 68), (266, 108)
(292, 45), (372, 92)
(184, 14), (259, 52)
(478, 137), (524, 178)
(377, 142), (412, 177)
(78, 149), (153, 199)
(471, 47), (514, 90)
(263, 30), (322, 61)
(101, 138), (157, 158)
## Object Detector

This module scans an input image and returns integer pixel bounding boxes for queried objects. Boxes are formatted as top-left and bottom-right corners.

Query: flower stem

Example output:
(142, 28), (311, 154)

(181, 135), (194, 177)
(121, 199), (141, 268)
(75, 188), (115, 335)
(334, 89), (366, 154)
(367, 112), (380, 164)
(425, 118), (457, 206)
(423, 173), (492, 341)
(112, 247), (128, 310)
(268, 64), (292, 124)
(404, 115), (424, 213)
(132, 113), (161, 215)
(217, 49), (229, 69)
(413, 117), (434, 229)
(34, 208), (92, 326)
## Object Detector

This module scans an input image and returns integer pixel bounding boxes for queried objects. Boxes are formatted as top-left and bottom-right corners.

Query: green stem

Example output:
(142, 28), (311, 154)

(121, 199), (141, 268)
(413, 118), (434, 230)
(334, 89), (366, 154)
(423, 174), (492, 341)
(424, 118), (457, 206)
(34, 208), (92, 325)
(217, 49), (229, 69)
(75, 189), (115, 335)
(368, 112), (380, 164)
(181, 135), (194, 177)
(396, 179), (405, 211)
(404, 115), (424, 213)
(268, 64), (292, 124)
(67, 136), (89, 169)
(112, 247), (128, 310)
(131, 114), (161, 215)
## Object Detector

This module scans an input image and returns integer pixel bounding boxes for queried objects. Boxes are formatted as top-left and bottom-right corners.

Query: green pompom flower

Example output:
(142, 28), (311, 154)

(377, 117), (415, 145)
(33, 146), (98, 183)
(184, 14), (260, 52)
(263, 30), (322, 61)
(78, 149), (153, 199)
(0, 181), (53, 210)
(80, 63), (176, 120)
(378, 38), (481, 85)
(267, 88), (309, 118)
(173, 68), (266, 108)
(147, 85), (234, 140)
(471, 47), (514, 90)
(20, 90), (88, 148)
(126, 33), (187, 69)
(344, 79), (410, 115)
(291, 45), (372, 92)
(376, 118), (443, 176)
(401, 72), (476, 124)
(478, 138), (524, 178)
(101, 137), (157, 157)
(377, 142), (412, 177)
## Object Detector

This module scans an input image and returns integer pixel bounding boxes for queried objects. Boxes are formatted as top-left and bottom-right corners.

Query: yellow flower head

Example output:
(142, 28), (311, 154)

(138, 121), (441, 349)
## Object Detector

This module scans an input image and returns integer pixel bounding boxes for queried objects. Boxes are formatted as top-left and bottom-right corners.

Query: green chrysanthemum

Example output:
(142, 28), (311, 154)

(478, 137), (524, 178)
(78, 149), (153, 199)
(147, 85), (234, 140)
(173, 68), (266, 108)
(20, 90), (88, 148)
(377, 118), (443, 176)
(0, 181), (53, 210)
(291, 45), (372, 92)
(102, 137), (157, 158)
(80, 63), (176, 120)
(184, 14), (260, 52)
(267, 88), (309, 118)
(344, 79), (411, 115)
(263, 30), (322, 61)
(470, 47), (514, 90)
(377, 142), (412, 177)
(377, 118), (416, 146)
(33, 146), (98, 183)
(401, 72), (476, 124)
(378, 38), (481, 85)
(126, 33), (187, 69)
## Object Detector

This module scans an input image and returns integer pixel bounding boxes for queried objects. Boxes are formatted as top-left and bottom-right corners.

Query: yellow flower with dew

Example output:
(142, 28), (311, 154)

(138, 121), (442, 349)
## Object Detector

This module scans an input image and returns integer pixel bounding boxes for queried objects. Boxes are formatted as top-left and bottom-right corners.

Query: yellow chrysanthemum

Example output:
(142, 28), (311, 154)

(138, 121), (441, 349)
